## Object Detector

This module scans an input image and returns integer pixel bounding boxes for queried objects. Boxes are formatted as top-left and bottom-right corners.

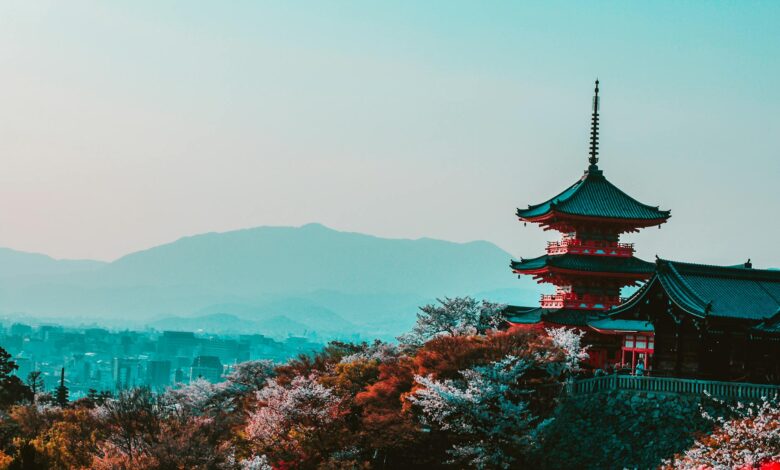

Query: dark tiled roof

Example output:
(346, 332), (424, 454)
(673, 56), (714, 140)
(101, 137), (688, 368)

(611, 259), (780, 321)
(754, 310), (780, 335)
(511, 254), (655, 275)
(588, 318), (654, 332)
(503, 305), (544, 324)
(503, 306), (604, 327)
(542, 309), (604, 327)
(517, 168), (670, 222)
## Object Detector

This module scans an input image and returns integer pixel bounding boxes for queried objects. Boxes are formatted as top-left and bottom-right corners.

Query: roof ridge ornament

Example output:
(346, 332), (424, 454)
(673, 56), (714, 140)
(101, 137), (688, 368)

(588, 79), (600, 171)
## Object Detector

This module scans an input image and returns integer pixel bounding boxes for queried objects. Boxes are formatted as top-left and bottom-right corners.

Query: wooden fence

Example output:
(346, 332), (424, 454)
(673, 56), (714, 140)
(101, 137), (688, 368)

(567, 375), (780, 400)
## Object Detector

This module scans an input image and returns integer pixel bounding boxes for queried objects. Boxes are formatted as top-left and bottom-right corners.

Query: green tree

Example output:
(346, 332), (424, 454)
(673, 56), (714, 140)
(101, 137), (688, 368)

(0, 347), (32, 409)
(25, 371), (44, 396)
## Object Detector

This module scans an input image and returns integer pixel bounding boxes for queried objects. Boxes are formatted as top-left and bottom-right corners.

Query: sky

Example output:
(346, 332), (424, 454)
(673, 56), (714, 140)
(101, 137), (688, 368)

(0, 1), (778, 267)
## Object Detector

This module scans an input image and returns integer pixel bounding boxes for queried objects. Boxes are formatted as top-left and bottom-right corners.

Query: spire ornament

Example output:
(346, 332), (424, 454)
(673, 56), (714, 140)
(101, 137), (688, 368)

(589, 79), (600, 169)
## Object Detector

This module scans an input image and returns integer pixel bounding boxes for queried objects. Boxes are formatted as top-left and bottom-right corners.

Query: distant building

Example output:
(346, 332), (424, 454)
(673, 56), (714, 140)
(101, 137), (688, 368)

(112, 358), (141, 390)
(190, 355), (223, 383)
(10, 323), (33, 337)
(200, 338), (249, 364)
(159, 331), (198, 357)
(146, 360), (171, 390)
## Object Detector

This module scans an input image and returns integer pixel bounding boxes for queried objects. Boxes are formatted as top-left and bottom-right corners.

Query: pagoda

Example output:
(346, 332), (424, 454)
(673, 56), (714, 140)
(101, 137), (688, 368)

(510, 80), (670, 324)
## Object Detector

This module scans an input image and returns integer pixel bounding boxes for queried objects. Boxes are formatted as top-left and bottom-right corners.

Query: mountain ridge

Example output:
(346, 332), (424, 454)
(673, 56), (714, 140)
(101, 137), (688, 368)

(0, 223), (540, 338)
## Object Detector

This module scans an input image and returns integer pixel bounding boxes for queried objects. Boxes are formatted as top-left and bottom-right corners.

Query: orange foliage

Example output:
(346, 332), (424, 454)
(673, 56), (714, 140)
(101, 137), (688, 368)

(0, 451), (11, 470)
(30, 408), (101, 470)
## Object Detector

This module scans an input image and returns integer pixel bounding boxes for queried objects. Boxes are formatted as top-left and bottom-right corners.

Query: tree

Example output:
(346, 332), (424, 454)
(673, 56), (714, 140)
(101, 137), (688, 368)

(80, 389), (112, 409)
(0, 347), (32, 409)
(25, 372), (44, 397)
(225, 360), (275, 392)
(164, 378), (228, 415)
(353, 356), (422, 466)
(669, 397), (780, 469)
(398, 297), (504, 346)
(410, 356), (547, 469)
(545, 327), (590, 375)
(53, 369), (68, 408)
(29, 407), (101, 470)
(93, 387), (161, 464)
(245, 375), (345, 467)
(237, 454), (272, 470)
(91, 386), (232, 469)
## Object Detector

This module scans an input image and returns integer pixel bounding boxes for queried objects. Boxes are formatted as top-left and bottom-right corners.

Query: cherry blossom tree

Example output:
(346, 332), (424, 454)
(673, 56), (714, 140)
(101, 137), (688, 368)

(245, 375), (345, 467)
(164, 378), (228, 415)
(545, 327), (590, 374)
(409, 355), (547, 469)
(398, 297), (505, 346)
(237, 454), (272, 470)
(669, 397), (780, 469)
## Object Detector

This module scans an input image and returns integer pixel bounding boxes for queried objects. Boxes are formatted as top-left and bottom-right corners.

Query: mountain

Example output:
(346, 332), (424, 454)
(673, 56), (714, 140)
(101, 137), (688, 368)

(0, 248), (105, 281)
(146, 313), (321, 338)
(79, 223), (520, 296)
(0, 224), (541, 338)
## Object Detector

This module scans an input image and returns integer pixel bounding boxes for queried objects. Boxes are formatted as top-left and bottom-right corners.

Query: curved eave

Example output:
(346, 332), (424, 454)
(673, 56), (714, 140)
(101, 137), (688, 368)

(590, 326), (649, 335)
(517, 209), (670, 228)
(516, 169), (671, 225)
(606, 264), (708, 319)
(607, 276), (659, 316)
(656, 261), (710, 318)
(588, 318), (655, 334)
(510, 255), (655, 279)
(512, 266), (653, 279)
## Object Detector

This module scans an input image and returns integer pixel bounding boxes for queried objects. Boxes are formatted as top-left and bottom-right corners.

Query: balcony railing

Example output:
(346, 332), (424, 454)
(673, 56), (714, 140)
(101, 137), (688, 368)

(546, 239), (634, 257)
(540, 293), (624, 310)
(567, 375), (780, 400)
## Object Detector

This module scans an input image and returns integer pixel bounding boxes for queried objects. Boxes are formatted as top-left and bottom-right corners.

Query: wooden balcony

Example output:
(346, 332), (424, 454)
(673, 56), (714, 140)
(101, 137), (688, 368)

(540, 293), (624, 310)
(567, 375), (780, 400)
(546, 239), (634, 257)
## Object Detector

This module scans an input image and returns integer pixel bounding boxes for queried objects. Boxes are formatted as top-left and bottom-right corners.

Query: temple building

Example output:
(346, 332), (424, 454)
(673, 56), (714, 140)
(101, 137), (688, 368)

(506, 81), (780, 383)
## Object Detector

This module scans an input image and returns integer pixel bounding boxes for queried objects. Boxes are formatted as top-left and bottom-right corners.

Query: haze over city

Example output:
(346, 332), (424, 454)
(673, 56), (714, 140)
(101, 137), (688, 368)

(1, 1), (778, 267)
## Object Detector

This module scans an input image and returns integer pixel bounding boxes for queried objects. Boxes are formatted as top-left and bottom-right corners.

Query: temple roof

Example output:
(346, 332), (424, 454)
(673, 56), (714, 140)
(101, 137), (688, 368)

(503, 306), (652, 331)
(610, 259), (780, 321)
(511, 253), (655, 275)
(754, 310), (780, 336)
(504, 306), (600, 327)
(516, 167), (671, 223)
(588, 318), (654, 333)
(503, 305), (544, 324)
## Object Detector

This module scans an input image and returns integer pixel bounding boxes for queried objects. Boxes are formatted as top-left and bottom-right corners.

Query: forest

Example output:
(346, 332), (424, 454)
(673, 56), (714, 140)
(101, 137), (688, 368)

(1, 298), (778, 469)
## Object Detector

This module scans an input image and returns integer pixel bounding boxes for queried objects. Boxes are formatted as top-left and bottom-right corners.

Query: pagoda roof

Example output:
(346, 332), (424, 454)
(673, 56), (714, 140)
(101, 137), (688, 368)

(610, 259), (780, 321)
(517, 167), (670, 223)
(504, 306), (652, 332)
(511, 253), (655, 276)
(504, 306), (600, 327)
(503, 305), (544, 324)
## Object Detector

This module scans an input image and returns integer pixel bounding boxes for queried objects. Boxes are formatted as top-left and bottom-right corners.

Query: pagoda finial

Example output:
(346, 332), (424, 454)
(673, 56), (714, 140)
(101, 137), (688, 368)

(588, 79), (600, 169)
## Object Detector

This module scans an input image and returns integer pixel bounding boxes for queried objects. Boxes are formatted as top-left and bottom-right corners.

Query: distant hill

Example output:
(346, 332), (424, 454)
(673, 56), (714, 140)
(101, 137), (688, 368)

(0, 248), (105, 281)
(0, 224), (541, 338)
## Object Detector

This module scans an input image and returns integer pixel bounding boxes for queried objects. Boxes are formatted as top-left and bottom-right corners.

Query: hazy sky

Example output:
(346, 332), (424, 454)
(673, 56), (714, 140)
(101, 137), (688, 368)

(1, 1), (778, 266)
